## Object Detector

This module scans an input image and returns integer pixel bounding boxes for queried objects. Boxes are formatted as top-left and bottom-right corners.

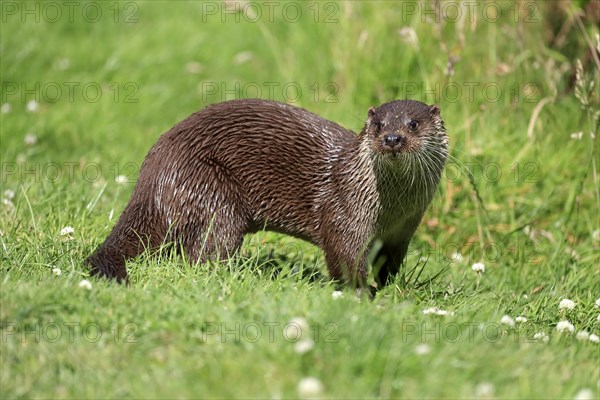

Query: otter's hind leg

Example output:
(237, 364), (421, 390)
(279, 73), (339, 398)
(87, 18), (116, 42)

(172, 163), (249, 266)
(178, 207), (247, 265)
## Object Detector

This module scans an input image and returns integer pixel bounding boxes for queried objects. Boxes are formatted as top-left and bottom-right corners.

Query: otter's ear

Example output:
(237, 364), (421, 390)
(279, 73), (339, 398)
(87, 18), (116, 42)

(368, 107), (376, 118)
(429, 105), (441, 117)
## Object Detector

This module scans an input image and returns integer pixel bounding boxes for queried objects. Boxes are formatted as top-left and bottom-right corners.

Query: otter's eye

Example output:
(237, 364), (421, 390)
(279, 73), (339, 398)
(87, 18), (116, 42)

(372, 121), (383, 133)
(408, 120), (418, 131)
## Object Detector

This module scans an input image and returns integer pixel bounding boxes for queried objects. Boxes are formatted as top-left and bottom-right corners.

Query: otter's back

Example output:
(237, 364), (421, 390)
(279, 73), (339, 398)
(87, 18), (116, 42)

(143, 99), (356, 242)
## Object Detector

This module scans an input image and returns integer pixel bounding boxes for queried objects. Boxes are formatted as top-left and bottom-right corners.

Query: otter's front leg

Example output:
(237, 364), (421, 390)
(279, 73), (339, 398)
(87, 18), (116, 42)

(374, 241), (410, 288)
(324, 249), (369, 289)
(322, 232), (371, 290)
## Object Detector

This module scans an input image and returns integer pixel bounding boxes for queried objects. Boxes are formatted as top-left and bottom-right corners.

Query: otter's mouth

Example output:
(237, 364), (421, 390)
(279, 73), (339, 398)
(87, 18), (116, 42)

(377, 134), (415, 157)
(381, 151), (404, 158)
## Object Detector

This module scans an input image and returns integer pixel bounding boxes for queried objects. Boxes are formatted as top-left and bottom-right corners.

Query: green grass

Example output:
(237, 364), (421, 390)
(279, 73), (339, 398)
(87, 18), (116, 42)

(1, 1), (599, 398)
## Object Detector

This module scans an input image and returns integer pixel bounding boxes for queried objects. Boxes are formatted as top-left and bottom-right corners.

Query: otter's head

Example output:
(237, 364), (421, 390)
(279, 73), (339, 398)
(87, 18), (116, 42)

(361, 99), (447, 160)
(360, 100), (448, 207)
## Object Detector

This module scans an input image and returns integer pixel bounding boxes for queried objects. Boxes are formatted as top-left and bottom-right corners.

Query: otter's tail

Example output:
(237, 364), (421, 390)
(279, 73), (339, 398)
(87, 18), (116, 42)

(86, 241), (129, 283)
(86, 199), (161, 283)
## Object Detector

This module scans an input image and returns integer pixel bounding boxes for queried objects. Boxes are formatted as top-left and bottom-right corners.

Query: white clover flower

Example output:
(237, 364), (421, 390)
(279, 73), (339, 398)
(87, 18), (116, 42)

(57, 58), (70, 70)
(533, 332), (549, 342)
(576, 331), (590, 341)
(556, 320), (575, 333)
(3, 189), (15, 200)
(297, 377), (323, 399)
(450, 252), (463, 262)
(570, 131), (583, 140)
(115, 175), (128, 184)
(471, 262), (485, 273)
(288, 317), (309, 331)
(52, 268), (62, 276)
(574, 388), (595, 400)
(26, 100), (39, 113)
(500, 315), (515, 327)
(1, 103), (11, 114)
(414, 343), (430, 355)
(587, 334), (599, 343)
(24, 133), (37, 146)
(474, 382), (494, 398)
(422, 307), (454, 316)
(515, 316), (527, 323)
(60, 226), (75, 236)
(595, 298), (600, 308)
(233, 51), (253, 65)
(294, 338), (314, 355)
(398, 27), (418, 48)
(286, 317), (309, 341)
(2, 198), (14, 208)
(78, 279), (92, 290)
(185, 61), (203, 74)
(569, 248), (580, 260)
(331, 290), (343, 300)
(559, 299), (576, 310)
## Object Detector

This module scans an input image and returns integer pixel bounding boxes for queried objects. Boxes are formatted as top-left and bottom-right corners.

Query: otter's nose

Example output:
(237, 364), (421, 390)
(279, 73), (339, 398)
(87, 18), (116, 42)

(383, 134), (403, 147)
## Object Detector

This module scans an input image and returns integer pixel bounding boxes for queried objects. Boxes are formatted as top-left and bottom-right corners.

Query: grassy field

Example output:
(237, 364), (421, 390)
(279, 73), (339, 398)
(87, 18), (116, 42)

(1, 1), (599, 398)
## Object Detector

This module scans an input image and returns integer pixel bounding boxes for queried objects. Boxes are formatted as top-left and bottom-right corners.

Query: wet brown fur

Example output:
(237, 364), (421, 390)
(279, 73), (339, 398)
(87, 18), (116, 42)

(86, 99), (447, 289)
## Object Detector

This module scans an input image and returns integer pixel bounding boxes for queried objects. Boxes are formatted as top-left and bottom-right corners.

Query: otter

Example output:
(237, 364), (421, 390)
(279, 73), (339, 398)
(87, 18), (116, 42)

(86, 99), (448, 290)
